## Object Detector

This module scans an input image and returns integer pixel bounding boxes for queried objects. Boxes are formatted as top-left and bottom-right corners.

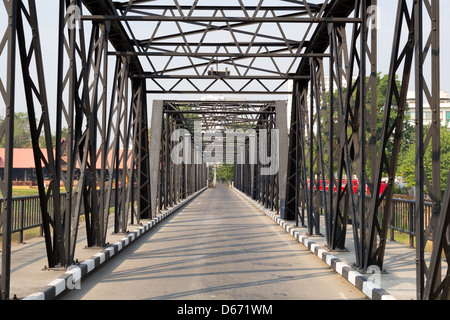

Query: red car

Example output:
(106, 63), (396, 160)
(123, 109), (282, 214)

(307, 179), (387, 195)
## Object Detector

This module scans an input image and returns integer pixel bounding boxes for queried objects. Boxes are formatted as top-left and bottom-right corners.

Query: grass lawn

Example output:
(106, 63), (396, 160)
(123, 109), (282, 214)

(0, 186), (67, 198)
(12, 186), (40, 197)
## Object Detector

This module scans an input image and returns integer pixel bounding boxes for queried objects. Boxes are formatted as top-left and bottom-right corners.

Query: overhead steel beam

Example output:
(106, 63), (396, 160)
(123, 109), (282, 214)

(112, 4), (323, 12)
(109, 51), (330, 58)
(132, 74), (310, 80)
(81, 0), (144, 75)
(82, 16), (362, 23)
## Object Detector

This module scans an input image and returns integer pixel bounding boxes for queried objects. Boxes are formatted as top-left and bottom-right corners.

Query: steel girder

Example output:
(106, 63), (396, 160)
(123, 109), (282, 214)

(232, 101), (288, 214)
(149, 100), (207, 218)
(79, 0), (368, 95)
(283, 0), (448, 299)
(413, 0), (449, 301)
(364, 0), (414, 274)
(330, 0), (374, 271)
(285, 0), (365, 244)
(157, 100), (287, 214)
(0, 0), (17, 301)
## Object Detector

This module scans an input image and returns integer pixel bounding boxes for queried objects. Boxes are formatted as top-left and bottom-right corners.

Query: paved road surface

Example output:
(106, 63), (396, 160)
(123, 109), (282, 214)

(60, 183), (366, 300)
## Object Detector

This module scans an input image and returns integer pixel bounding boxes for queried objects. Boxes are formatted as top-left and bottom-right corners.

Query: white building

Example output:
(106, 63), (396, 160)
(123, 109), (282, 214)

(405, 90), (450, 127)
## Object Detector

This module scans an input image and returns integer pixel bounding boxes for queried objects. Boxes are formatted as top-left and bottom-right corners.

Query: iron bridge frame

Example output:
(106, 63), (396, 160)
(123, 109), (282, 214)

(0, 0), (448, 300)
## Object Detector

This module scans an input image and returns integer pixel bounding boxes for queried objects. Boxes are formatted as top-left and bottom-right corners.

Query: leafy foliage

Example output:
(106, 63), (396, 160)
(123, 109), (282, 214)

(0, 113), (32, 148)
(398, 125), (450, 195)
(216, 163), (234, 183)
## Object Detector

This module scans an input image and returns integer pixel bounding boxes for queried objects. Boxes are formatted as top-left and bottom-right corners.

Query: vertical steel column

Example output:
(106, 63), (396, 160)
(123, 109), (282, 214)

(297, 83), (310, 228)
(331, 0), (370, 269)
(269, 116), (274, 209)
(327, 24), (350, 251)
(415, 0), (426, 299)
(117, 66), (130, 234)
(15, 0), (63, 269)
(261, 113), (269, 208)
(358, 0), (368, 272)
(100, 53), (128, 242)
(164, 113), (170, 208)
(364, 0), (380, 268)
(54, 0), (70, 268)
(170, 117), (176, 204)
(424, 5), (450, 297)
(82, 21), (109, 248)
(125, 81), (141, 226)
(327, 24), (335, 248)
(276, 101), (289, 218)
(366, 0), (414, 270)
(415, 0), (444, 300)
(150, 100), (163, 217)
(254, 117), (263, 202)
(107, 56), (129, 234)
(55, 0), (90, 267)
(308, 57), (329, 237)
(133, 80), (152, 220)
(366, 0), (378, 199)
(265, 120), (271, 206)
(296, 82), (311, 229)
(64, 0), (90, 265)
(308, 74), (315, 235)
(0, 0), (17, 301)
(190, 139), (195, 195)
(285, 83), (302, 224)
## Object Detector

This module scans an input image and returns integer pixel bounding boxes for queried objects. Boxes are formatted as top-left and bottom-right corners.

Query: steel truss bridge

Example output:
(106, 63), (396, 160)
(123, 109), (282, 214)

(0, 0), (448, 300)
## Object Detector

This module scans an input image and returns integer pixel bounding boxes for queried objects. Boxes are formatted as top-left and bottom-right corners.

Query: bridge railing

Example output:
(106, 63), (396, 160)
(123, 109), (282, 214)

(375, 197), (432, 247)
(0, 189), (122, 244)
(0, 194), (48, 243)
(310, 191), (433, 247)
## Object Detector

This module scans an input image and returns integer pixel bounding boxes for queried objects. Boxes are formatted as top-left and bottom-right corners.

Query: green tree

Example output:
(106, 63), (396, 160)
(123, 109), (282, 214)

(39, 127), (69, 149)
(373, 73), (415, 157)
(0, 112), (32, 148)
(397, 125), (450, 196)
(216, 163), (234, 183)
(323, 73), (414, 179)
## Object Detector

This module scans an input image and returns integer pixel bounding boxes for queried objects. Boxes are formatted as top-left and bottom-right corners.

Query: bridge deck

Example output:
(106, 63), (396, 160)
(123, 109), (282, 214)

(4, 183), (436, 300)
(58, 183), (366, 300)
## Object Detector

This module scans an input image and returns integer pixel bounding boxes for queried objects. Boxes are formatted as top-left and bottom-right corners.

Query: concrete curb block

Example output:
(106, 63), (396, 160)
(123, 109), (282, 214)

(22, 187), (207, 300)
(232, 187), (397, 301)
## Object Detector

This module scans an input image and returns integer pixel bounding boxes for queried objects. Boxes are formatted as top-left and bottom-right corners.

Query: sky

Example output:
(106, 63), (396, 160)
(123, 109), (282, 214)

(1, 0), (450, 123)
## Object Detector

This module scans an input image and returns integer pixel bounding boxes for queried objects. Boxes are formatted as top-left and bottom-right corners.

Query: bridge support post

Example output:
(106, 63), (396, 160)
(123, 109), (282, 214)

(150, 100), (163, 218)
(276, 101), (289, 220)
(0, 0), (17, 301)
